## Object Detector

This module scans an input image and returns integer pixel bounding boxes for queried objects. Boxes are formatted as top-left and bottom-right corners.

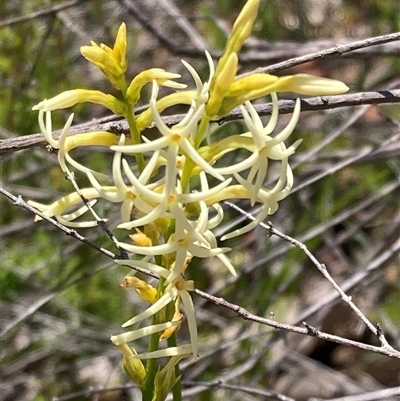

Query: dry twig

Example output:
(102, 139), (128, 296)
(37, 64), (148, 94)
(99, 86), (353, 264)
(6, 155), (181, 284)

(1, 90), (399, 155)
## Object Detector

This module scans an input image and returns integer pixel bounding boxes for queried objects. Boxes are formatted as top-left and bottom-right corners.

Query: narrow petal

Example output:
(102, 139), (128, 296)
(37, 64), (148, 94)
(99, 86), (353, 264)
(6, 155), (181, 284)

(178, 177), (232, 203)
(180, 139), (225, 181)
(214, 150), (259, 175)
(122, 287), (178, 327)
(114, 258), (170, 279)
(267, 98), (301, 146)
(263, 92), (279, 135)
(61, 200), (97, 221)
(179, 290), (198, 358)
(111, 321), (179, 345)
(117, 239), (178, 256)
(221, 205), (269, 241)
(111, 135), (170, 154)
(122, 159), (163, 203)
(86, 172), (125, 202)
(118, 203), (168, 229)
(129, 344), (194, 359)
(187, 243), (230, 258)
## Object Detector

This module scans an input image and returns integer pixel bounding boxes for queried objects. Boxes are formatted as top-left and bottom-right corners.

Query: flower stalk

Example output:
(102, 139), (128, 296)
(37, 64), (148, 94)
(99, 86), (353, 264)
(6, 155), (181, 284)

(30, 0), (349, 399)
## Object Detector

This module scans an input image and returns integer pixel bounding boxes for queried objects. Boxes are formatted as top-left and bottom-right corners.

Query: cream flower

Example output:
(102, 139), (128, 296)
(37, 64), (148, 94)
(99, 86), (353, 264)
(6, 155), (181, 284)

(28, 189), (100, 228)
(113, 258), (199, 359)
(112, 81), (225, 182)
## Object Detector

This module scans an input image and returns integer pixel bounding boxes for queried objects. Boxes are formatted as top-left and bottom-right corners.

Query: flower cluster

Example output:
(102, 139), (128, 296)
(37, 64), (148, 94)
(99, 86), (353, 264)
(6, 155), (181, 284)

(29, 0), (348, 394)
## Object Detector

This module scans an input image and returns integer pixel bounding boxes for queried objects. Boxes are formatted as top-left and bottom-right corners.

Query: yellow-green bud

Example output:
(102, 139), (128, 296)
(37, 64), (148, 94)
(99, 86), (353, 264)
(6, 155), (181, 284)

(120, 276), (157, 303)
(32, 89), (126, 116)
(115, 343), (146, 388)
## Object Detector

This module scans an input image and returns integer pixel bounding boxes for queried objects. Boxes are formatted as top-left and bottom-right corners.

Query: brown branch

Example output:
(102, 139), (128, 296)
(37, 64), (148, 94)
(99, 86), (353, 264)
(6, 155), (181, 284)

(0, 0), (92, 27)
(0, 187), (158, 282)
(1, 90), (399, 155)
(311, 387), (400, 401)
(1, 185), (399, 358)
(118, 0), (400, 65)
(251, 32), (400, 74)
(0, 187), (118, 261)
(222, 202), (400, 359)
(239, 39), (400, 64)
(194, 287), (400, 359)
(118, 0), (210, 57)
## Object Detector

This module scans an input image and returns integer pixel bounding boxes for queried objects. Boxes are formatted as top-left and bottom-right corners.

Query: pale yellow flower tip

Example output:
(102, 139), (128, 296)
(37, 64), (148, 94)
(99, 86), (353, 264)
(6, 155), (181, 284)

(230, 0), (260, 50)
(279, 73), (349, 96)
(153, 356), (187, 400)
(126, 68), (185, 105)
(113, 22), (127, 73)
(32, 89), (126, 115)
(120, 276), (157, 303)
(129, 229), (153, 247)
(80, 24), (128, 88)
(81, 45), (123, 78)
(206, 52), (238, 117)
(114, 343), (146, 388)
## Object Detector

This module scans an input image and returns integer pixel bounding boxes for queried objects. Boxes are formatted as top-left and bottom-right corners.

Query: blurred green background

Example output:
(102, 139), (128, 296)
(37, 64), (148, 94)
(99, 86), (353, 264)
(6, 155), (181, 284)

(1, 1), (399, 400)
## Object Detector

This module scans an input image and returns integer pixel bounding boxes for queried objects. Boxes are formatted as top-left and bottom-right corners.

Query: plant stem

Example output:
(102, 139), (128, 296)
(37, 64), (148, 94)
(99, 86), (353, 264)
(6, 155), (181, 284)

(121, 80), (145, 172)
(142, 272), (165, 401)
(167, 333), (182, 401)
(181, 115), (210, 191)
(141, 329), (160, 401)
(125, 107), (145, 172)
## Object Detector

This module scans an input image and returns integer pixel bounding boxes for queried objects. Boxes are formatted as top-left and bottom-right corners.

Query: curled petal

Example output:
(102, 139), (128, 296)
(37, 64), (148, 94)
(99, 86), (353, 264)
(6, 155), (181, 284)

(179, 290), (198, 358)
(130, 344), (194, 360)
(111, 321), (180, 345)
(122, 287), (178, 327)
(114, 258), (170, 278)
(117, 239), (178, 256)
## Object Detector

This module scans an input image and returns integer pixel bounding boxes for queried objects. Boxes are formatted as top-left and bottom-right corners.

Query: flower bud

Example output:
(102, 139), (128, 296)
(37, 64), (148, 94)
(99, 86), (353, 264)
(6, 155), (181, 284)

(114, 343), (146, 387)
(32, 89), (126, 116)
(152, 356), (186, 401)
(113, 23), (128, 73)
(206, 52), (238, 117)
(126, 68), (184, 105)
(129, 229), (153, 247)
(120, 276), (157, 303)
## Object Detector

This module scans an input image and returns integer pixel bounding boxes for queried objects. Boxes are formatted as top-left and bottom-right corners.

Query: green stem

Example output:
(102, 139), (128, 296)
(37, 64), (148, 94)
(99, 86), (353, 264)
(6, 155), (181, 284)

(142, 271), (165, 401)
(181, 116), (210, 191)
(121, 80), (145, 172)
(167, 333), (182, 401)
(142, 329), (160, 401)
(125, 105), (145, 173)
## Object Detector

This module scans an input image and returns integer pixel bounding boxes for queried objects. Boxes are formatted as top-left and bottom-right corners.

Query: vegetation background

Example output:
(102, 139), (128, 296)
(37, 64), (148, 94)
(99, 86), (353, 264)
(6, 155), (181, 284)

(1, 0), (399, 400)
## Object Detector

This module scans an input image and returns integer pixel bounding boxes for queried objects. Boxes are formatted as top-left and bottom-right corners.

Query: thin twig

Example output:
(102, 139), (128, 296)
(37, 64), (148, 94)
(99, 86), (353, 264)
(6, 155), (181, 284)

(0, 0), (91, 27)
(2, 187), (399, 358)
(1, 90), (399, 155)
(117, 0), (400, 66)
(251, 32), (400, 74)
(239, 39), (400, 64)
(309, 386), (400, 401)
(181, 381), (297, 401)
(64, 169), (128, 259)
(223, 201), (400, 359)
(0, 187), (117, 260)
(194, 287), (400, 359)
(0, 186), (159, 279)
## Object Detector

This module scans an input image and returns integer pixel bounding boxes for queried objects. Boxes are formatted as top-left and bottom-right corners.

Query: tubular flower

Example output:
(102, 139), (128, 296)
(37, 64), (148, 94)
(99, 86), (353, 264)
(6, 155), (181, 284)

(30, 0), (350, 389)
(32, 89), (126, 116)
(112, 258), (198, 359)
(81, 22), (128, 88)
